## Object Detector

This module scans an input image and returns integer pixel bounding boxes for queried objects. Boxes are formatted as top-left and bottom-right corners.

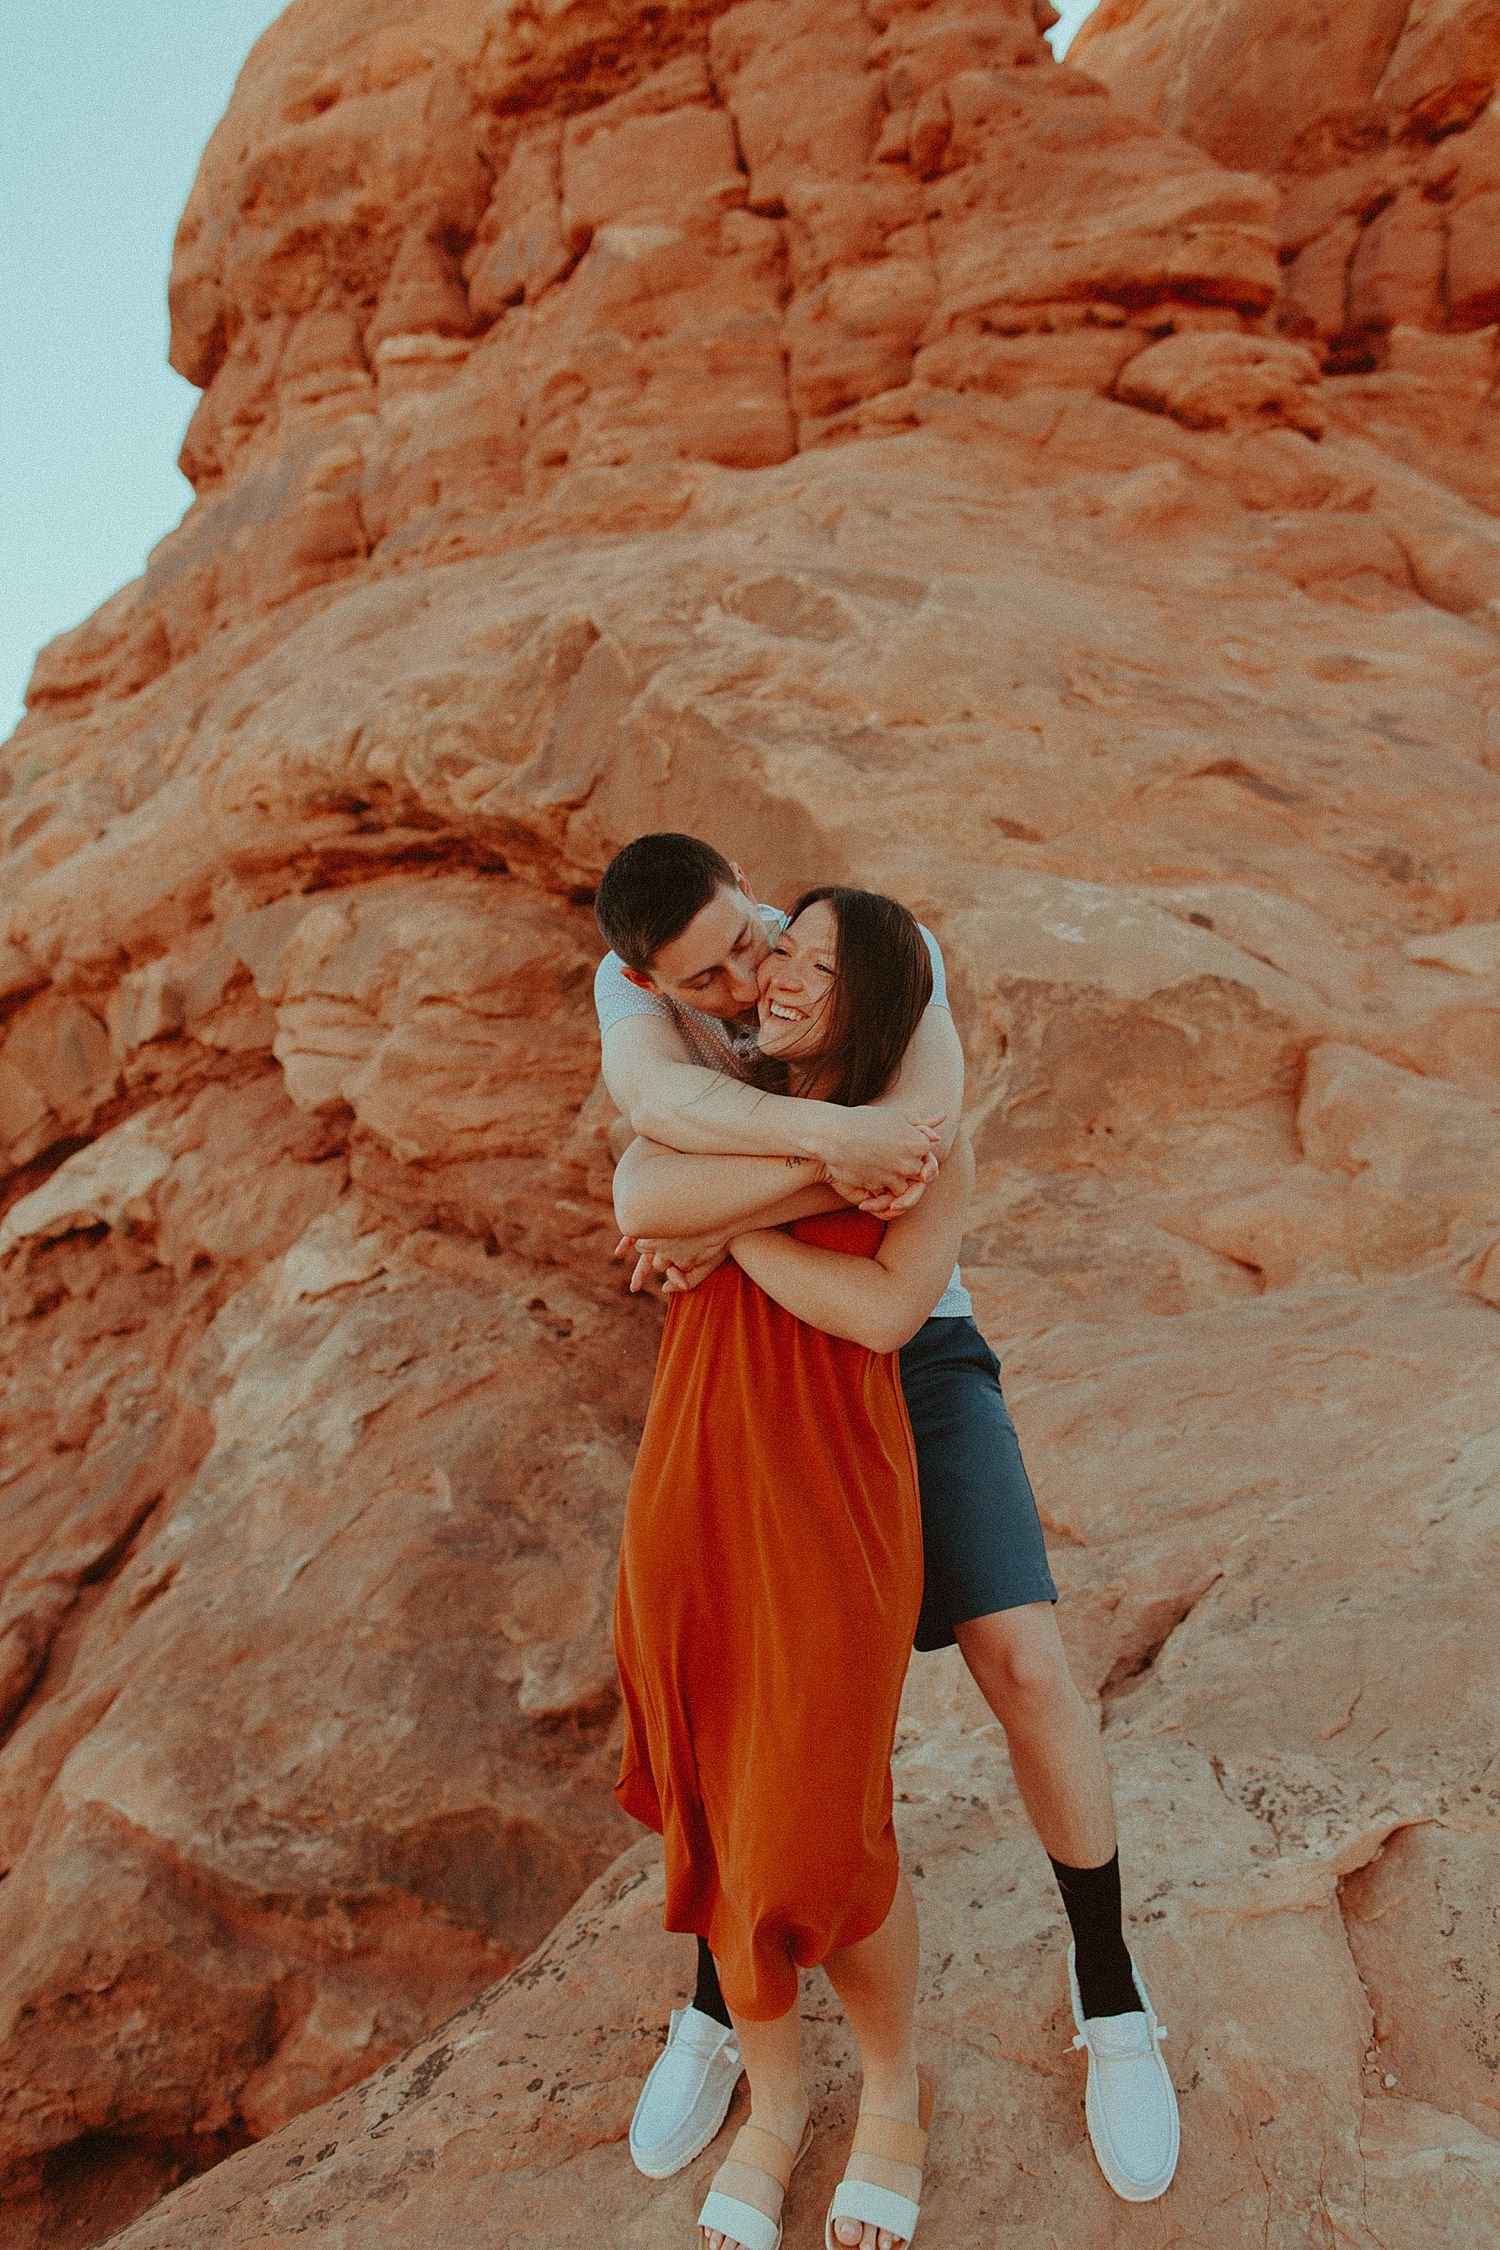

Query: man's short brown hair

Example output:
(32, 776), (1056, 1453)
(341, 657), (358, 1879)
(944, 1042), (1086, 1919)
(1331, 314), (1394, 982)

(595, 833), (739, 972)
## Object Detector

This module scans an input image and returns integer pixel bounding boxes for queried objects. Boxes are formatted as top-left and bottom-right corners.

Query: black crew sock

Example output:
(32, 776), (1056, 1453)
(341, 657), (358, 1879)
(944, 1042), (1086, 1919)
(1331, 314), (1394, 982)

(691, 1936), (733, 2030)
(1049, 1849), (1139, 2020)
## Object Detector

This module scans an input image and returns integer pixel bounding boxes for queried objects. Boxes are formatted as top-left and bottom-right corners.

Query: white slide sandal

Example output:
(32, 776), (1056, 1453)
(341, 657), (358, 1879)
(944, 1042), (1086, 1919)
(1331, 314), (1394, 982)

(698, 2117), (814, 2250)
(824, 2070), (934, 2249)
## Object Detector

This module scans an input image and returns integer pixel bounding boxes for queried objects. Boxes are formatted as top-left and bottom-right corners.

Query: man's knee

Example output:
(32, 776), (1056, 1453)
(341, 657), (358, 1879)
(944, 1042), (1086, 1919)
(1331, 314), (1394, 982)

(956, 1603), (1082, 1719)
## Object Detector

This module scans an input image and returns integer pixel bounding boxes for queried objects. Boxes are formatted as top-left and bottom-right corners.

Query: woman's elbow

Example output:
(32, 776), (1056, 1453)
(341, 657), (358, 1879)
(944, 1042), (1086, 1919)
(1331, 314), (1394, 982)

(860, 1309), (922, 1355)
(611, 1138), (669, 1236)
(612, 1163), (650, 1237)
(613, 1188), (641, 1236)
(616, 1180), (675, 1237)
(867, 1282), (948, 1354)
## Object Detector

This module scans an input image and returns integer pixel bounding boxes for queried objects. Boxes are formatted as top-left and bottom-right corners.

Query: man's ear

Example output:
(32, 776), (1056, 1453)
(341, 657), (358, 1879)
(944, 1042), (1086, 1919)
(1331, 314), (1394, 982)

(730, 860), (756, 901)
(620, 965), (657, 992)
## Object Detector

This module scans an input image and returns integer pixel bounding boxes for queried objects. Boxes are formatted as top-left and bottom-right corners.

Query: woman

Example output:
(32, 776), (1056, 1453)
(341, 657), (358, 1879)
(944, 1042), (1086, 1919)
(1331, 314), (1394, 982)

(613, 887), (973, 2250)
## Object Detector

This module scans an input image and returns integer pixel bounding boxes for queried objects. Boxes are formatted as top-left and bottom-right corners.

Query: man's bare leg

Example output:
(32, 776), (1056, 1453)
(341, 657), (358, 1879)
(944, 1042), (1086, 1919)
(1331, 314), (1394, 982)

(954, 1601), (1138, 2020)
(686, 1603), (1125, 2025)
(953, 1602), (1115, 1865)
(956, 1602), (1181, 2197)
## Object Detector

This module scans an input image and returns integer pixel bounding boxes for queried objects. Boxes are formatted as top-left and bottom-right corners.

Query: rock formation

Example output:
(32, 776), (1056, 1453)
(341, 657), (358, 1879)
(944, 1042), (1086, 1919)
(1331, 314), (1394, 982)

(0, 1), (1496, 2243)
(1077, 0), (1500, 503)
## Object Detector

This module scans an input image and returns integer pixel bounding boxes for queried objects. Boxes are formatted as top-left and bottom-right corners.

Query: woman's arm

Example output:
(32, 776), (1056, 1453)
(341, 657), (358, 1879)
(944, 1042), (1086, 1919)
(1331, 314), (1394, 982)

(618, 1175), (847, 1296)
(613, 1136), (849, 1238)
(622, 1181), (849, 1278)
(614, 1130), (941, 1239)
(729, 1134), (975, 1354)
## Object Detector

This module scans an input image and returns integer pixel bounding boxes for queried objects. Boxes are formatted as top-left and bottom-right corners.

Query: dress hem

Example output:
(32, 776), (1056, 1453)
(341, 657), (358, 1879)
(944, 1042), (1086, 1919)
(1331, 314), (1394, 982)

(666, 1858), (904, 2025)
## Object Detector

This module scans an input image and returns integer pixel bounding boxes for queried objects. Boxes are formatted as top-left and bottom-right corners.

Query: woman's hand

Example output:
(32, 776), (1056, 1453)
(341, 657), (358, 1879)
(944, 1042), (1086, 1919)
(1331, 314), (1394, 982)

(660, 1248), (730, 1293)
(615, 1232), (731, 1294)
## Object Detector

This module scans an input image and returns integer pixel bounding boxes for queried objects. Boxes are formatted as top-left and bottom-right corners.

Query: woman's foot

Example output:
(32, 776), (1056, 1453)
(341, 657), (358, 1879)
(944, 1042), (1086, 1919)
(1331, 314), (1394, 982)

(827, 2067), (933, 2250)
(699, 2103), (811, 2250)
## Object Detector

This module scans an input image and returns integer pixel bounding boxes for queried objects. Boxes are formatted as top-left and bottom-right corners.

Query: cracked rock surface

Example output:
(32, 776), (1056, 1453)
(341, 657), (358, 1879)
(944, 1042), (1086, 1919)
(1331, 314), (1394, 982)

(0, 1), (1497, 2243)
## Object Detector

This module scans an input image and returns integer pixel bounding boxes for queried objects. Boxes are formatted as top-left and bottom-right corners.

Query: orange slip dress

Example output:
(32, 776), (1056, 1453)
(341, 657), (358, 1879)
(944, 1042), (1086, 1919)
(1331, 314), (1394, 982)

(613, 1208), (923, 2022)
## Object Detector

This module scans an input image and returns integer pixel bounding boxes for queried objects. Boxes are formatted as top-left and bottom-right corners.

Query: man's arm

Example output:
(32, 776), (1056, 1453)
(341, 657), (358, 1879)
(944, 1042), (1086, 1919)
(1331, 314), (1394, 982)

(873, 1006), (964, 1161)
(601, 1013), (942, 1193)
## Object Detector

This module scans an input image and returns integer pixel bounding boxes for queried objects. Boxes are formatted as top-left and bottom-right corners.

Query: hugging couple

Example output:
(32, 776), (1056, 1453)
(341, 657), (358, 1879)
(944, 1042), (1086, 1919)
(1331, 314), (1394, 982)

(593, 834), (1180, 2249)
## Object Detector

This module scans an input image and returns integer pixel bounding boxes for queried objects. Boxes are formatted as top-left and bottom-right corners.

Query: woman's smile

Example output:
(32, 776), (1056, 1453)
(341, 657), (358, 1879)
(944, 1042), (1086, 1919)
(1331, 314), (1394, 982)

(757, 980), (824, 1051)
(756, 899), (839, 1054)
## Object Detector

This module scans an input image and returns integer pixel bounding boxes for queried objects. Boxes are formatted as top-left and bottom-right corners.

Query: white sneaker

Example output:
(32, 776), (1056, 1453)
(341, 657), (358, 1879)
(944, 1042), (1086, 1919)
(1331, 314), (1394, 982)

(1067, 1944), (1180, 2202)
(629, 2005), (744, 2180)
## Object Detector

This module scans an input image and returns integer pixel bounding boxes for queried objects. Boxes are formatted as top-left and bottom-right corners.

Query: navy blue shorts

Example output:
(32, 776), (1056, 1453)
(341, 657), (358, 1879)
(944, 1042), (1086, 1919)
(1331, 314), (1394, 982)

(898, 1316), (1058, 1653)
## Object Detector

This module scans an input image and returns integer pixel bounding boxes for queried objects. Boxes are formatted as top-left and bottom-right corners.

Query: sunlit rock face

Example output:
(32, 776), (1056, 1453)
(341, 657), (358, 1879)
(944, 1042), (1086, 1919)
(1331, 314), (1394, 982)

(1077, 0), (1500, 504)
(1, 1), (1497, 2243)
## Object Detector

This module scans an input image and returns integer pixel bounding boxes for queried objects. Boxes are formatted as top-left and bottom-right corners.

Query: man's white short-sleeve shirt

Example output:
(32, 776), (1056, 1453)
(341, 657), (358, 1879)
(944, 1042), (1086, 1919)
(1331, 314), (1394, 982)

(595, 903), (971, 1320)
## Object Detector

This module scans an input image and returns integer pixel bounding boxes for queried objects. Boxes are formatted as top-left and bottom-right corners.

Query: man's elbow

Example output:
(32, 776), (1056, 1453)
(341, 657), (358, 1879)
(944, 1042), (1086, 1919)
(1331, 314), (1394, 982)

(600, 1062), (663, 1145)
(614, 1163), (666, 1239)
(930, 1112), (962, 1161)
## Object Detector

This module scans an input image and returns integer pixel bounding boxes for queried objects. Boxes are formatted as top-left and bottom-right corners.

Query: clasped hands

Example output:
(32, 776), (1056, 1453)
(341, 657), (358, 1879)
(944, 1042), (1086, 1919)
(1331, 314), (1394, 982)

(614, 1230), (735, 1296)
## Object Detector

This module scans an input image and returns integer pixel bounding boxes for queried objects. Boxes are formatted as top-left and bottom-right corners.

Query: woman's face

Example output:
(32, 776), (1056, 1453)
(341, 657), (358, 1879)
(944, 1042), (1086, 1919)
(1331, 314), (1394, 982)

(756, 898), (839, 1065)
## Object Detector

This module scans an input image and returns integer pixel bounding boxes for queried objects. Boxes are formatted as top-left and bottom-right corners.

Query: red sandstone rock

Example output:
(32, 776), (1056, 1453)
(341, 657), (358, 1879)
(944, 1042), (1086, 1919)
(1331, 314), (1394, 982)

(1114, 330), (1327, 435)
(99, 1276), (1500, 2249)
(1, 2), (1498, 2244)
(1078, 0), (1500, 376)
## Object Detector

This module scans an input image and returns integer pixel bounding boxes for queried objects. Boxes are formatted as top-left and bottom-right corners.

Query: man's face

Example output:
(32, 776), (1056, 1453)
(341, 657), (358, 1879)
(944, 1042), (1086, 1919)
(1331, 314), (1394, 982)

(628, 875), (771, 1023)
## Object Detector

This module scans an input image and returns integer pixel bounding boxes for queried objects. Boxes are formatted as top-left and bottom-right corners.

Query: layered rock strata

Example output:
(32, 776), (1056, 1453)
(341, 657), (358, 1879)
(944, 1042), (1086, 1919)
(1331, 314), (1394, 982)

(1077, 0), (1500, 504)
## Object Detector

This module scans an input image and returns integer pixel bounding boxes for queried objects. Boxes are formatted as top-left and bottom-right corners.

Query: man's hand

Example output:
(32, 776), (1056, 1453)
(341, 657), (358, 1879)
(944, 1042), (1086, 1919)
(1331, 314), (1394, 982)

(614, 1233), (730, 1295)
(809, 1107), (944, 1200)
(828, 1148), (939, 1217)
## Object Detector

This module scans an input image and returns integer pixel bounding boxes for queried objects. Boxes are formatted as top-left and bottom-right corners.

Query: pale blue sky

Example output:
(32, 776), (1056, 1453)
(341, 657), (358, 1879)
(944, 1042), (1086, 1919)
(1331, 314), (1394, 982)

(0, 0), (1101, 741)
(1050, 0), (1104, 60)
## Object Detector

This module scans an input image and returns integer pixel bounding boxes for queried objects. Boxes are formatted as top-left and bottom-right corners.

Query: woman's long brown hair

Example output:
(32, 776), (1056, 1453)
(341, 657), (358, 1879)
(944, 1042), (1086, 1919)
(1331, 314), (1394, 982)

(765, 886), (933, 1110)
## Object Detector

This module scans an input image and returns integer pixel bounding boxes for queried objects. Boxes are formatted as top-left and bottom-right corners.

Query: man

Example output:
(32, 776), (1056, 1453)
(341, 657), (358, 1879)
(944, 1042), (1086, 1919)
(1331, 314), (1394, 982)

(595, 833), (1179, 2206)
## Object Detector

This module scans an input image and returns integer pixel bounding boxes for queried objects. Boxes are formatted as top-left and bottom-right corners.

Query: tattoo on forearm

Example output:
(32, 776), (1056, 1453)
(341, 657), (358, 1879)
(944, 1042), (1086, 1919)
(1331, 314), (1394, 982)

(784, 1154), (811, 1172)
